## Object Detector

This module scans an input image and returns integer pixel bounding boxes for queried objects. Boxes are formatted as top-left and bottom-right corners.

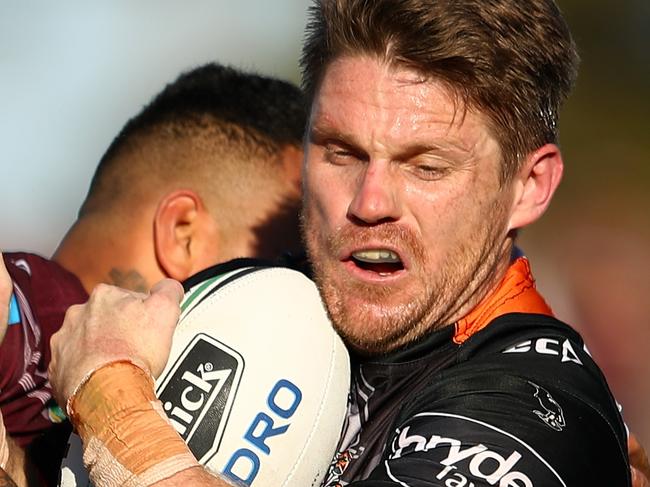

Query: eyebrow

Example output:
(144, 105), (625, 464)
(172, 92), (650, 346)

(309, 123), (473, 161)
(308, 124), (358, 147)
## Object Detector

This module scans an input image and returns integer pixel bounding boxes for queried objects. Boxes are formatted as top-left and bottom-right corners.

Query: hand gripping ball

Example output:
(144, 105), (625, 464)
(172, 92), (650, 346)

(59, 264), (350, 487)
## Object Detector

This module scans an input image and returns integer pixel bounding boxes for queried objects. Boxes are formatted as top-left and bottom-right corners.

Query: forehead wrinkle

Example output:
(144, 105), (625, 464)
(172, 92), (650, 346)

(380, 73), (483, 159)
(315, 56), (493, 162)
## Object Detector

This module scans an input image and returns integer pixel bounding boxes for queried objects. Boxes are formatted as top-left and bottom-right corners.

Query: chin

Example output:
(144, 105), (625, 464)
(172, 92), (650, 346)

(326, 295), (430, 356)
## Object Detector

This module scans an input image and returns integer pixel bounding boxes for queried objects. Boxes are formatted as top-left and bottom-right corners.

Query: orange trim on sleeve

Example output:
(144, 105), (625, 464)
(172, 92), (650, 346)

(453, 257), (553, 345)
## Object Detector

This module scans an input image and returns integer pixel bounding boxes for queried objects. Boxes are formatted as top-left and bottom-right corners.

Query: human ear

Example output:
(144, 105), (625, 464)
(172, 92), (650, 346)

(153, 190), (218, 281)
(508, 143), (564, 231)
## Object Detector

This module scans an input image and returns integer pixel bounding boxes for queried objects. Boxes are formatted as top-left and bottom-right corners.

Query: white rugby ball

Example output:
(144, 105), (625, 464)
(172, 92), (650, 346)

(59, 264), (350, 487)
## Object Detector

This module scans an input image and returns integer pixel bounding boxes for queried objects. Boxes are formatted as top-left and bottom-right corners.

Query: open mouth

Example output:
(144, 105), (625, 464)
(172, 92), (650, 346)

(349, 249), (405, 276)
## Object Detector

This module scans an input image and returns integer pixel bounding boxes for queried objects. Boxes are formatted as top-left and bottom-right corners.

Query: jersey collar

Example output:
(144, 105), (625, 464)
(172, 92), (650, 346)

(453, 256), (553, 344)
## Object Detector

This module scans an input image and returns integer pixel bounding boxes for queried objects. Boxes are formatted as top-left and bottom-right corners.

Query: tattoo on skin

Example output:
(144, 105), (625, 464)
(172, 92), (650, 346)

(0, 469), (17, 487)
(108, 268), (149, 293)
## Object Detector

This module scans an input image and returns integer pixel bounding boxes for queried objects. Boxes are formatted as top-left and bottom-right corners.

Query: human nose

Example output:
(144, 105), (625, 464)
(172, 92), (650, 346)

(347, 161), (401, 225)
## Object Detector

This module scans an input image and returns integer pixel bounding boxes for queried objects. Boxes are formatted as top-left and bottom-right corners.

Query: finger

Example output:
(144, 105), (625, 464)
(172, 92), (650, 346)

(147, 279), (183, 326)
(632, 467), (650, 487)
(48, 332), (65, 406)
(630, 434), (650, 480)
(143, 279), (183, 377)
(150, 278), (184, 304)
(0, 252), (9, 288)
(62, 303), (84, 326)
(0, 252), (12, 342)
(54, 304), (82, 349)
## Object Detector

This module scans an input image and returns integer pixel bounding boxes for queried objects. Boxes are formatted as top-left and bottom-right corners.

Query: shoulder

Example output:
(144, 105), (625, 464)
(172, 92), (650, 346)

(371, 314), (630, 486)
(454, 313), (623, 421)
(3, 251), (87, 303)
(2, 251), (87, 348)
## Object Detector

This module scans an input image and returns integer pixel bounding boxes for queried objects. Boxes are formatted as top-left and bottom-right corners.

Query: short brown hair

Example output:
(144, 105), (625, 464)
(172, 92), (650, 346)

(301, 0), (579, 181)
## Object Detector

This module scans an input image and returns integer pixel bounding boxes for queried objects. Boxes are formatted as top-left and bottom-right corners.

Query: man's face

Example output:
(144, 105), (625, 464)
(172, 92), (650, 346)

(302, 56), (517, 354)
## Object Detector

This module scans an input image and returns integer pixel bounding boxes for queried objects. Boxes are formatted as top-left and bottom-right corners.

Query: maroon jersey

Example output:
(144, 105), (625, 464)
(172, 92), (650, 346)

(0, 252), (87, 447)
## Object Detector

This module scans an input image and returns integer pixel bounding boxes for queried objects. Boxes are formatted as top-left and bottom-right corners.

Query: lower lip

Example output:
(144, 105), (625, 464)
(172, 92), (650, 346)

(341, 259), (407, 283)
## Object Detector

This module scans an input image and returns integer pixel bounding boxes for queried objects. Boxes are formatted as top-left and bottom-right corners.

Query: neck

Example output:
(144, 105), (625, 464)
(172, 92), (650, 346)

(453, 250), (553, 344)
(435, 239), (516, 330)
(52, 216), (157, 294)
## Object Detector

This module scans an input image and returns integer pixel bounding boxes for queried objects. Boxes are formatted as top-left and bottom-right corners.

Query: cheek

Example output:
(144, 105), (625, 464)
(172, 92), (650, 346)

(304, 162), (351, 229)
(407, 181), (466, 235)
(407, 177), (500, 254)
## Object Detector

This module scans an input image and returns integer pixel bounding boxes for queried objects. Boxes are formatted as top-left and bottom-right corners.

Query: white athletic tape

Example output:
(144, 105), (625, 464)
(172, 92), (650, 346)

(70, 362), (200, 487)
(60, 266), (350, 487)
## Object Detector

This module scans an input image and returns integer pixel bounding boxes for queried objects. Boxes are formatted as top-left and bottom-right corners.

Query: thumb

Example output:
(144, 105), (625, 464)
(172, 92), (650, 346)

(146, 278), (183, 328)
(632, 467), (650, 487)
(144, 279), (183, 334)
(630, 434), (650, 484)
(144, 278), (183, 377)
(150, 278), (184, 305)
(0, 252), (12, 343)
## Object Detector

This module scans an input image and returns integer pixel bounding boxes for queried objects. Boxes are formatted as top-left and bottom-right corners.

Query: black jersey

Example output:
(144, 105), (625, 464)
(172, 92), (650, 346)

(323, 258), (629, 487)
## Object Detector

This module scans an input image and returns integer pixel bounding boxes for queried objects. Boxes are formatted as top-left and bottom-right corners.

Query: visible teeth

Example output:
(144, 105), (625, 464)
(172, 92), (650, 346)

(352, 249), (401, 263)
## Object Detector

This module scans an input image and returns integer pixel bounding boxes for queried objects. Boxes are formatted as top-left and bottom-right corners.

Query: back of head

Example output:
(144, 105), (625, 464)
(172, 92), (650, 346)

(301, 0), (579, 182)
(80, 63), (307, 259)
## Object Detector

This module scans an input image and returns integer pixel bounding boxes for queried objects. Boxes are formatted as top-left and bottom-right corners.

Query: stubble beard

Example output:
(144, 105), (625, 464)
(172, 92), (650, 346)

(301, 202), (511, 356)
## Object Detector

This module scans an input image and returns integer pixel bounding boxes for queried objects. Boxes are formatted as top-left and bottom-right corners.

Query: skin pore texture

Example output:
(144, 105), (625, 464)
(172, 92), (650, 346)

(302, 55), (521, 355)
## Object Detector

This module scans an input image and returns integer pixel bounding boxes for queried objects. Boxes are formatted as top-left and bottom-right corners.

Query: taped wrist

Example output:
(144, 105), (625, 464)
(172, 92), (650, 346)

(0, 409), (8, 470)
(68, 361), (199, 487)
